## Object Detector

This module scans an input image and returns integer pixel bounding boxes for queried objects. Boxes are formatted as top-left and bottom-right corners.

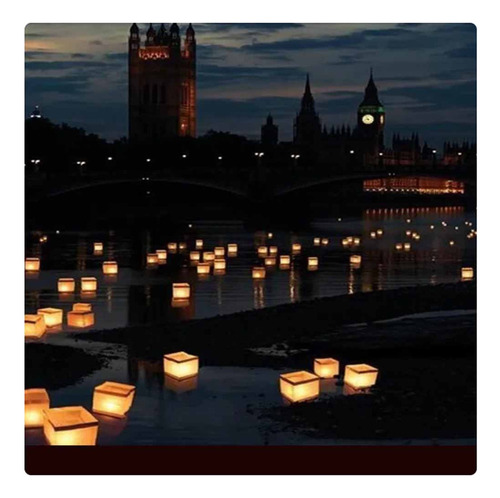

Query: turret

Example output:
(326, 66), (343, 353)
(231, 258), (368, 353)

(185, 23), (196, 58)
(170, 23), (180, 56)
(146, 24), (156, 46)
(129, 23), (140, 55)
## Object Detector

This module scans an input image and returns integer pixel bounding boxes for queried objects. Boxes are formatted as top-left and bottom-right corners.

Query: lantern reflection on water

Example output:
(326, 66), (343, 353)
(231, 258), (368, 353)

(37, 308), (63, 328)
(156, 249), (167, 262)
(25, 258), (40, 272)
(314, 358), (339, 378)
(190, 251), (201, 262)
(25, 314), (46, 338)
(308, 257), (318, 270)
(461, 267), (474, 280)
(344, 364), (378, 390)
(43, 406), (98, 446)
(252, 266), (266, 279)
(92, 381), (136, 419)
(164, 351), (199, 380)
(164, 374), (198, 393)
(214, 247), (225, 258)
(102, 261), (118, 275)
(173, 283), (190, 300)
(280, 371), (320, 403)
(73, 303), (92, 312)
(58, 278), (75, 293)
(67, 310), (95, 328)
(203, 251), (215, 262)
(81, 277), (97, 292)
(146, 253), (159, 265)
(25, 388), (50, 428)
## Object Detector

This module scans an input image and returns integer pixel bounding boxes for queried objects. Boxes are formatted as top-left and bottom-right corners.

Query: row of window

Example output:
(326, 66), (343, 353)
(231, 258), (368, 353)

(142, 84), (189, 105)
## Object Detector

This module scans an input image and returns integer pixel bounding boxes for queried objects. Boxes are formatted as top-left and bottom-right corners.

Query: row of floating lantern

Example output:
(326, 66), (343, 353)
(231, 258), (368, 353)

(342, 236), (361, 248)
(58, 277), (98, 293)
(313, 237), (329, 246)
(395, 242), (412, 251)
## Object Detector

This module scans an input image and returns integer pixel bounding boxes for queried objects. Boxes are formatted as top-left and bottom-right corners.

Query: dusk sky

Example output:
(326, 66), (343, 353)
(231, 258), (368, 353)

(25, 23), (476, 146)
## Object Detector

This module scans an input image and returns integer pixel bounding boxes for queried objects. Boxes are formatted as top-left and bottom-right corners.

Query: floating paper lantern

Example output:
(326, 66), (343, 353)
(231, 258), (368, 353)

(395, 243), (403, 251)
(430, 225), (435, 230)
(37, 308), (63, 328)
(94, 242), (103, 252)
(58, 278), (75, 293)
(269, 246), (278, 256)
(344, 364), (379, 390)
(227, 243), (238, 255)
(203, 251), (215, 262)
(321, 238), (329, 246)
(346, 237), (353, 244)
(314, 358), (339, 378)
(25, 258), (40, 272)
(25, 314), (46, 338)
(406, 230), (412, 237)
(81, 277), (97, 292)
(156, 249), (167, 262)
(102, 261), (118, 275)
(280, 255), (291, 265)
(25, 388), (50, 428)
(313, 237), (321, 246)
(214, 247), (225, 258)
(292, 243), (301, 252)
(308, 257), (319, 270)
(264, 257), (276, 267)
(353, 237), (361, 246)
(167, 242), (178, 252)
(172, 283), (190, 300)
(43, 406), (98, 446)
(376, 229), (383, 236)
(258, 246), (268, 257)
(342, 238), (349, 247)
(350, 254), (362, 265)
(178, 242), (187, 251)
(252, 266), (266, 279)
(403, 243), (411, 251)
(190, 251), (201, 262)
(92, 381), (136, 419)
(449, 240), (455, 246)
(461, 267), (474, 280)
(72, 303), (92, 312)
(214, 259), (226, 271)
(267, 232), (273, 239)
(67, 310), (95, 328)
(146, 253), (159, 265)
(280, 371), (320, 403)
(195, 239), (203, 250)
(197, 262), (211, 275)
(370, 232), (377, 239)
(163, 351), (199, 380)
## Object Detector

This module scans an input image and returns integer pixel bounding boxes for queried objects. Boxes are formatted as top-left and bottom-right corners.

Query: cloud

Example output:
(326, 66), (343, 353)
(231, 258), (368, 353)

(444, 43), (476, 59)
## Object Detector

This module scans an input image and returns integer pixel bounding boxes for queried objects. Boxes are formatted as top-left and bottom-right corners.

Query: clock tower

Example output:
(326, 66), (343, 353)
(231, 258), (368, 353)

(357, 69), (385, 153)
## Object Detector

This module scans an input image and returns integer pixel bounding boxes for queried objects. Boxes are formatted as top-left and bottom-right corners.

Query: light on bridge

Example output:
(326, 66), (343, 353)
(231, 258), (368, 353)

(107, 157), (113, 161)
(349, 150), (355, 154)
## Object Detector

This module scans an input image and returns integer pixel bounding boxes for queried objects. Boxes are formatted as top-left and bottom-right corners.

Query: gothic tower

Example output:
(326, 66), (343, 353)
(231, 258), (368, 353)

(293, 74), (321, 147)
(357, 69), (385, 153)
(128, 23), (196, 144)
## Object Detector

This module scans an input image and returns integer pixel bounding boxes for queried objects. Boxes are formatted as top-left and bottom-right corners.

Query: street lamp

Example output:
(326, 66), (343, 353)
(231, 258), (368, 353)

(107, 157), (113, 161)
(182, 154), (187, 159)
(146, 158), (151, 163)
(349, 150), (355, 155)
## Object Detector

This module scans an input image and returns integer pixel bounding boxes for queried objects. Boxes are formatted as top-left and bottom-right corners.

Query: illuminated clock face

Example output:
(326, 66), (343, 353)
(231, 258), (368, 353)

(362, 114), (374, 125)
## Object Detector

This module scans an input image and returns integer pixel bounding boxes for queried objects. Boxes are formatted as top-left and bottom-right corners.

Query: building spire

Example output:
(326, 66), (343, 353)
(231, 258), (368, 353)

(300, 74), (316, 114)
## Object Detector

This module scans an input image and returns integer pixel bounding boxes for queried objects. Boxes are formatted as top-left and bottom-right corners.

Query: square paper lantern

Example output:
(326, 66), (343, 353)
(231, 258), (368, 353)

(43, 406), (98, 446)
(73, 302), (92, 312)
(81, 277), (97, 292)
(353, 237), (361, 246)
(156, 249), (167, 262)
(406, 230), (412, 237)
(25, 257), (40, 272)
(342, 238), (349, 247)
(280, 371), (320, 403)
(252, 266), (266, 279)
(93, 242), (103, 252)
(350, 254), (362, 265)
(370, 231), (377, 239)
(308, 257), (319, 270)
(346, 237), (353, 244)
(292, 243), (301, 252)
(269, 246), (278, 256)
(280, 255), (291, 265)
(264, 257), (276, 267)
(461, 267), (474, 280)
(67, 310), (95, 328)
(214, 259), (226, 271)
(258, 246), (268, 257)
(214, 246), (225, 258)
(314, 358), (339, 378)
(376, 229), (383, 236)
(92, 381), (136, 419)
(203, 251), (215, 262)
(102, 261), (118, 275)
(163, 351), (199, 380)
(146, 253), (159, 265)
(58, 278), (75, 293)
(190, 251), (201, 262)
(37, 308), (63, 328)
(168, 242), (178, 252)
(404, 243), (411, 251)
(25, 314), (46, 338)
(25, 388), (50, 428)
(173, 283), (190, 300)
(321, 238), (329, 246)
(195, 239), (203, 249)
(197, 262), (211, 275)
(395, 243), (403, 251)
(227, 243), (238, 255)
(313, 237), (321, 246)
(178, 242), (187, 251)
(344, 364), (379, 390)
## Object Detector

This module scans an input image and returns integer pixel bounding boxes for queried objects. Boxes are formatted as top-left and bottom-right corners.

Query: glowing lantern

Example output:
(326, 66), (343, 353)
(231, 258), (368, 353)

(227, 243), (238, 255)
(264, 257), (276, 267)
(25, 314), (46, 338)
(406, 230), (412, 237)
(168, 242), (178, 252)
(292, 243), (301, 253)
(72, 303), (92, 312)
(267, 232), (273, 239)
(267, 246), (276, 256)
(252, 266), (266, 279)
(280, 255), (291, 265)
(81, 277), (97, 292)
(353, 237), (361, 246)
(57, 278), (75, 293)
(321, 238), (329, 246)
(37, 308), (63, 328)
(190, 251), (201, 262)
(195, 239), (203, 250)
(314, 358), (339, 378)
(258, 246), (268, 257)
(102, 261), (118, 275)
(203, 251), (215, 262)
(370, 232), (377, 239)
(147, 253), (159, 265)
(163, 351), (199, 380)
(395, 243), (403, 251)
(25, 258), (40, 272)
(92, 381), (136, 419)
(156, 249), (167, 262)
(342, 238), (349, 247)
(25, 388), (50, 428)
(197, 262), (211, 275)
(347, 237), (353, 244)
(94, 242), (103, 252)
(214, 247), (225, 258)
(430, 225), (435, 230)
(376, 229), (383, 236)
(461, 267), (474, 280)
(308, 257), (319, 270)
(178, 242), (187, 251)
(173, 283), (190, 300)
(314, 237), (321, 246)
(344, 364), (379, 390)
(43, 406), (98, 446)
(404, 243), (411, 251)
(350, 254), (362, 265)
(214, 259), (226, 271)
(449, 240), (455, 246)
(67, 310), (94, 328)
(280, 371), (320, 403)
(414, 234), (421, 241)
